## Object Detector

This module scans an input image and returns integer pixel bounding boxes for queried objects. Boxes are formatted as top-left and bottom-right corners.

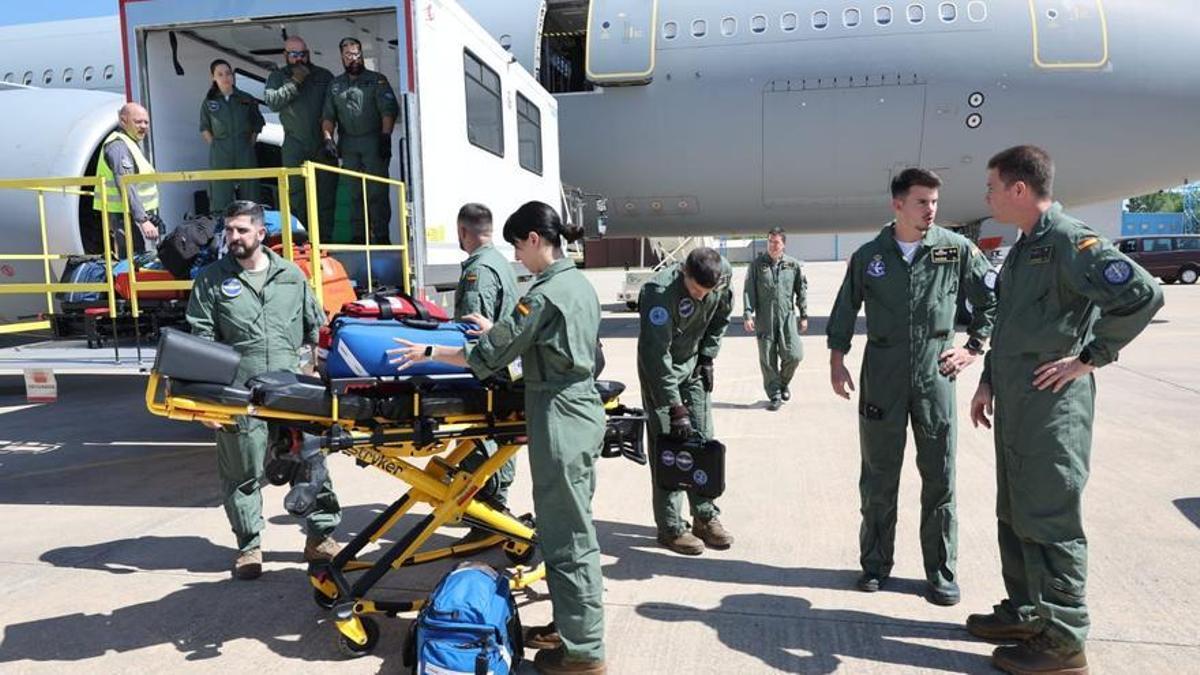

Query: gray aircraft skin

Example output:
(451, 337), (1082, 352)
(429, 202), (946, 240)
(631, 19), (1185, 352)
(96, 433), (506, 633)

(521, 0), (1200, 236)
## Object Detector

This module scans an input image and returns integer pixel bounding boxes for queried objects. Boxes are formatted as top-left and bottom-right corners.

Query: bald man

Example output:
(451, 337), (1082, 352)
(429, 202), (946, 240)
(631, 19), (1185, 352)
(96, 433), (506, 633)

(92, 102), (162, 257)
(264, 36), (337, 231)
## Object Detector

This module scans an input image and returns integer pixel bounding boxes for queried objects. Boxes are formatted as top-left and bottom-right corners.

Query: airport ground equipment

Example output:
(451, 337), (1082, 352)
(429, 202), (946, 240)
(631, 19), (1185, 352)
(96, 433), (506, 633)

(144, 327), (644, 657)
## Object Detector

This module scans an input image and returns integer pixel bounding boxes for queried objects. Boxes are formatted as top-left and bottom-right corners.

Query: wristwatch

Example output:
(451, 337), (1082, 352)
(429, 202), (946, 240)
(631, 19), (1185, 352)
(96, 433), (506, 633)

(1078, 347), (1093, 365)
(964, 336), (985, 355)
(423, 345), (435, 358)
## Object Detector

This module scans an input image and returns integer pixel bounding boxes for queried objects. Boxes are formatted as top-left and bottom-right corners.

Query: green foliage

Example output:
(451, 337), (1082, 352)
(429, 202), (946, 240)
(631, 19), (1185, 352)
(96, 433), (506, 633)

(1126, 191), (1184, 213)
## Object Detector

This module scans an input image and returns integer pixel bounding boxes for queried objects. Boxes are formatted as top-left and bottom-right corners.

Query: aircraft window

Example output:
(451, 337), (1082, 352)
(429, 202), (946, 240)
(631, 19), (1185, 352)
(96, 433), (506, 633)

(22, 71), (33, 85)
(876, 6), (893, 25)
(83, 66), (94, 82)
(516, 92), (542, 175)
(844, 8), (861, 28)
(663, 21), (678, 39)
(939, 2), (957, 22)
(721, 17), (737, 37)
(750, 14), (768, 33)
(103, 65), (115, 81)
(812, 11), (830, 30)
(42, 69), (54, 85)
(907, 4), (925, 23)
(781, 12), (799, 32)
(967, 1), (987, 22)
(691, 19), (707, 38)
(463, 50), (504, 157)
(63, 68), (74, 83)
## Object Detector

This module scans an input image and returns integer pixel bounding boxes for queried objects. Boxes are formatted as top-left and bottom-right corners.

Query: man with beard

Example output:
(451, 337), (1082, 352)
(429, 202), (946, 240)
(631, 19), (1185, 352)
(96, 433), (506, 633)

(321, 37), (399, 244)
(187, 200), (341, 580)
(264, 36), (336, 231)
(826, 168), (996, 606)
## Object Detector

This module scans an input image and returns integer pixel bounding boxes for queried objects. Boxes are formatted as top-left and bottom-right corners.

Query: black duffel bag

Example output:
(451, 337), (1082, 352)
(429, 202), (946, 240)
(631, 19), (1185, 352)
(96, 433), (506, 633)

(158, 216), (217, 279)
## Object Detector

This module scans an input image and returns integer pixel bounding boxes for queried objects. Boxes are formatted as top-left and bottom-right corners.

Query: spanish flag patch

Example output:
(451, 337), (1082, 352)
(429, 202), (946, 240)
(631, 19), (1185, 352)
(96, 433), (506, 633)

(465, 273), (478, 282)
(1076, 237), (1100, 252)
(516, 301), (531, 316)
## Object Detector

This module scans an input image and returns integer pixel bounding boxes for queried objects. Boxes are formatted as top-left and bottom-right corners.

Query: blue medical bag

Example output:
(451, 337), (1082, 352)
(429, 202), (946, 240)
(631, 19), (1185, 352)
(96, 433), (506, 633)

(324, 317), (474, 379)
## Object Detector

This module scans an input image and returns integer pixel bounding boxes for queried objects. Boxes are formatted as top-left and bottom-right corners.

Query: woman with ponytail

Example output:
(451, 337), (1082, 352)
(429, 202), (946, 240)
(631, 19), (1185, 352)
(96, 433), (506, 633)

(199, 59), (264, 211)
(388, 201), (607, 674)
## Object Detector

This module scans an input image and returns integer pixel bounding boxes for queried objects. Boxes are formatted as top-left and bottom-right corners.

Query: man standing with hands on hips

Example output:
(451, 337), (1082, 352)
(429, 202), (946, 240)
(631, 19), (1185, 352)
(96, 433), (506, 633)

(967, 145), (1162, 675)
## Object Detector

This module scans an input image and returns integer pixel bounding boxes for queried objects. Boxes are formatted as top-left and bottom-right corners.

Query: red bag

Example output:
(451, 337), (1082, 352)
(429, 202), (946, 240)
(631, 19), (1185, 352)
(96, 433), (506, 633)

(339, 290), (449, 322)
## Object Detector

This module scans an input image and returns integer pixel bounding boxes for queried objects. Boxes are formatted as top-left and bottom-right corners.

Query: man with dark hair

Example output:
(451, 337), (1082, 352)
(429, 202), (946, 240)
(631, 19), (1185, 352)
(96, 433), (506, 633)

(744, 227), (808, 410)
(322, 36), (399, 244)
(187, 200), (342, 580)
(967, 146), (1162, 674)
(452, 202), (520, 540)
(264, 35), (337, 231)
(827, 167), (997, 605)
(637, 247), (735, 555)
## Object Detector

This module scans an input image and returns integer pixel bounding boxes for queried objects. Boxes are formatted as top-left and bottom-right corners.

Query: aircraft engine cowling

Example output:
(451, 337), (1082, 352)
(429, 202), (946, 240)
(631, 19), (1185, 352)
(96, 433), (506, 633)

(0, 87), (124, 323)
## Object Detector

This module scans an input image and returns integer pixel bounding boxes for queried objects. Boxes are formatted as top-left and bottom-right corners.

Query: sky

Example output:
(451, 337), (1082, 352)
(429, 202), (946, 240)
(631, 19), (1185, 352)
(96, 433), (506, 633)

(0, 1), (116, 26)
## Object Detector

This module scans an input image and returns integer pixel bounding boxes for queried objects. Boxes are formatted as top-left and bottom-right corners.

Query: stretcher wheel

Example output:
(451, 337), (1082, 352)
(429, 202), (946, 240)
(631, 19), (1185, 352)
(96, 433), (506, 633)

(336, 616), (380, 658)
(313, 587), (337, 610)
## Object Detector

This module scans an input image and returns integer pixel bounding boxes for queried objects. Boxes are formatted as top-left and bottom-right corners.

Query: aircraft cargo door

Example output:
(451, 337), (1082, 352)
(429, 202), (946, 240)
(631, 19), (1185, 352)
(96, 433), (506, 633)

(1029, 0), (1109, 69)
(586, 0), (657, 85)
(763, 84), (925, 211)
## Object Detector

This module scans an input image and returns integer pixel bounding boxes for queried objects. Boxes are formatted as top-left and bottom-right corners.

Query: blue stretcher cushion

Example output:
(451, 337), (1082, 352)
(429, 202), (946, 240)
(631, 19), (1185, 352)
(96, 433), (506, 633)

(325, 318), (474, 380)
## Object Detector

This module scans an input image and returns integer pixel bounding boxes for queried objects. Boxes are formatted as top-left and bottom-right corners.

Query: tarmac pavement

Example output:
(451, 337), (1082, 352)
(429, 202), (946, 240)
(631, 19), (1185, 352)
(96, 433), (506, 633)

(0, 261), (1197, 673)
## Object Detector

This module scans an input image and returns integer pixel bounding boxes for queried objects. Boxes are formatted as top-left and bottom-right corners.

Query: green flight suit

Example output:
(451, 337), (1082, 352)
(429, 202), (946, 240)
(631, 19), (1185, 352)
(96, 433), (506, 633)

(454, 242), (520, 507)
(980, 204), (1163, 650)
(200, 89), (265, 211)
(743, 252), (808, 400)
(264, 63), (337, 232)
(466, 258), (606, 662)
(322, 69), (399, 244)
(827, 224), (996, 587)
(186, 248), (340, 553)
(637, 259), (734, 536)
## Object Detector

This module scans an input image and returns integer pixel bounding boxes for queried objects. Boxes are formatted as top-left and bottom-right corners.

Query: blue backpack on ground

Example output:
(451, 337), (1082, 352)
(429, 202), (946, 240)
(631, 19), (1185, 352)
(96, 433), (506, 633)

(405, 561), (522, 675)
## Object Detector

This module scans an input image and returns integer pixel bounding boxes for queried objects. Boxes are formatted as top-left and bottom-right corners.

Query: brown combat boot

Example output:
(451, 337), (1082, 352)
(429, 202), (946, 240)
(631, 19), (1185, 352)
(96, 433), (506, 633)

(657, 530), (705, 556)
(533, 647), (606, 674)
(524, 622), (562, 650)
(967, 608), (1042, 642)
(234, 548), (262, 580)
(303, 535), (340, 563)
(692, 517), (734, 549)
(992, 633), (1088, 674)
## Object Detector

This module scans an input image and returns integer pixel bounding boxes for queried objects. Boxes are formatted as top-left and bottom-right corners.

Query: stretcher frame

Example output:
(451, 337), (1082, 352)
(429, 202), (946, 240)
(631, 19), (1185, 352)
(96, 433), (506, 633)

(144, 371), (554, 656)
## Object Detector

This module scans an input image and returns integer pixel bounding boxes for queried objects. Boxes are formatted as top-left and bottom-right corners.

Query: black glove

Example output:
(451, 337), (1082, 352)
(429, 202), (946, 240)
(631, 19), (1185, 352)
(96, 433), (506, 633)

(322, 137), (339, 161)
(668, 404), (693, 440)
(379, 132), (393, 161)
(694, 355), (714, 393)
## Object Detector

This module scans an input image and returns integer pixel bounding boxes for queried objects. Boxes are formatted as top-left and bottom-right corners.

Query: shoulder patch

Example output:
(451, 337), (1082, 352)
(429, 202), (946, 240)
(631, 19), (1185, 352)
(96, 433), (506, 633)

(648, 306), (669, 326)
(516, 299), (532, 316)
(1103, 260), (1133, 285)
(465, 272), (478, 283)
(1076, 236), (1100, 252)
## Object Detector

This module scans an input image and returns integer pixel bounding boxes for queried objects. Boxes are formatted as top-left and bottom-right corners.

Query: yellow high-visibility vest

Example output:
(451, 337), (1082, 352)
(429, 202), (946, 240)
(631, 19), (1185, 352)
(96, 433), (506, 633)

(93, 130), (159, 213)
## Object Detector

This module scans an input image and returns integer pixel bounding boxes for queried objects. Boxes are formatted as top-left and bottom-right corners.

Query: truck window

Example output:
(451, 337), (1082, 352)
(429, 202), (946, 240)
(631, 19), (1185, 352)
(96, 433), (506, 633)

(516, 92), (542, 175)
(463, 49), (504, 157)
(1142, 238), (1174, 253)
(1177, 237), (1200, 251)
(1118, 239), (1137, 254)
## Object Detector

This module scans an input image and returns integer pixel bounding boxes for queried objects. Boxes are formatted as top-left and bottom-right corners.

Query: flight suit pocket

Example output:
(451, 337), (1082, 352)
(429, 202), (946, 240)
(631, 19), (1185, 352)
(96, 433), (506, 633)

(859, 400), (885, 421)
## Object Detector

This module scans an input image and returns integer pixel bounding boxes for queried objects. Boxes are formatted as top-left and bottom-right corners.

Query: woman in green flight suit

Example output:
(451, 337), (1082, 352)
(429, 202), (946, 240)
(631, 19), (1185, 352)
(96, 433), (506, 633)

(387, 201), (608, 675)
(200, 59), (264, 212)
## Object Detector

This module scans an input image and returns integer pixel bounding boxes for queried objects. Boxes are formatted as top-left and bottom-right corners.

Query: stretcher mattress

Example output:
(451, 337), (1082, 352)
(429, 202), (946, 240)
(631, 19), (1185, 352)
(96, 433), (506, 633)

(325, 318), (474, 379)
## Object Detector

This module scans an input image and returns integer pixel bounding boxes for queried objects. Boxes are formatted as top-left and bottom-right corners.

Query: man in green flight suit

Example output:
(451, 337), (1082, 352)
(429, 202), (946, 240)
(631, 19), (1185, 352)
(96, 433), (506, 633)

(263, 36), (337, 231)
(187, 200), (342, 580)
(743, 227), (808, 410)
(827, 168), (997, 606)
(322, 37), (399, 245)
(453, 203), (520, 541)
(968, 146), (1163, 675)
(637, 247), (735, 555)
